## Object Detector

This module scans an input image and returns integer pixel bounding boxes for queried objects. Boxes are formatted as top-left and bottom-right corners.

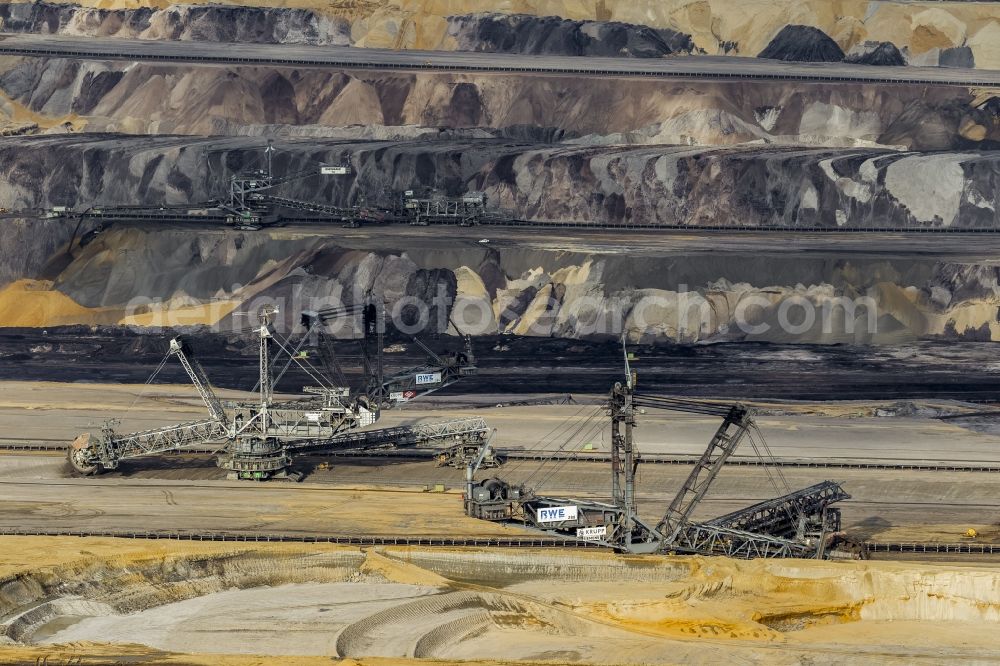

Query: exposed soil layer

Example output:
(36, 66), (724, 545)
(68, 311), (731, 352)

(4, 1), (1000, 69)
(4, 201), (1000, 345)
(0, 2), (352, 45)
(0, 3), (695, 59)
(2, 57), (998, 149)
(446, 13), (697, 58)
(4, 328), (1000, 402)
(2, 539), (999, 663)
(846, 42), (907, 67)
(758, 25), (845, 63)
(1, 137), (999, 233)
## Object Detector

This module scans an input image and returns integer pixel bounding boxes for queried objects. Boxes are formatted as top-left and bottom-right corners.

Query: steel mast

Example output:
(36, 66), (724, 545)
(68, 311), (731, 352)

(219, 305), (292, 479)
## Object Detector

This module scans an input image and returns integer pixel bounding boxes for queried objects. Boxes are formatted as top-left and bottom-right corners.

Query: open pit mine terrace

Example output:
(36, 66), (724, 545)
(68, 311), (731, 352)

(2, 377), (1000, 662)
(4, 33), (1000, 86)
(2, 364), (1000, 560)
(1, 536), (999, 663)
(1, 9), (1000, 661)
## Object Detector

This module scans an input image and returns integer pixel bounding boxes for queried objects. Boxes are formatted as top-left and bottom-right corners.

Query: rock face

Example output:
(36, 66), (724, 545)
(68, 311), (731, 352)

(0, 217), (97, 286)
(845, 42), (907, 67)
(3, 219), (1000, 345)
(758, 25), (845, 63)
(0, 2), (351, 46)
(940, 46), (975, 69)
(446, 13), (696, 58)
(1, 57), (996, 150)
(1, 2), (998, 350)
(3, 1), (999, 68)
(0, 135), (998, 230)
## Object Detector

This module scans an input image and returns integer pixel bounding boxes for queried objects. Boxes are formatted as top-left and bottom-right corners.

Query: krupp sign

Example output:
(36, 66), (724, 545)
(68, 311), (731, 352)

(576, 526), (607, 541)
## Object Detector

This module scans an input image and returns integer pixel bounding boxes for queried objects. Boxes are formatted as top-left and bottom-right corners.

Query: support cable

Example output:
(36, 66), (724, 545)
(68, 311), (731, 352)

(508, 404), (602, 482)
(269, 332), (333, 391)
(528, 414), (606, 489)
(532, 416), (609, 493)
(495, 403), (594, 480)
(246, 328), (332, 396)
(123, 349), (172, 416)
(323, 337), (351, 389)
(746, 429), (783, 498)
(271, 329), (335, 390)
(520, 406), (606, 489)
(750, 424), (792, 495)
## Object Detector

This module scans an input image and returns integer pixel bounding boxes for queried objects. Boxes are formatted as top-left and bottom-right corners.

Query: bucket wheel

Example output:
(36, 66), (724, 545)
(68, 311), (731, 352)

(67, 434), (102, 476)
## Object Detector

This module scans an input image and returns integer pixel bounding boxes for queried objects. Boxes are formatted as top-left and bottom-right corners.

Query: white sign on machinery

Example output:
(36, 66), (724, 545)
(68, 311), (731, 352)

(576, 526), (607, 541)
(415, 372), (442, 386)
(536, 505), (579, 523)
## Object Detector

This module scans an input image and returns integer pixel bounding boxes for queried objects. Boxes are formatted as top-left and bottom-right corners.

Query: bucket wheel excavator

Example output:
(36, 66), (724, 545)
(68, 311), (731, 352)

(466, 352), (859, 559)
(69, 303), (483, 480)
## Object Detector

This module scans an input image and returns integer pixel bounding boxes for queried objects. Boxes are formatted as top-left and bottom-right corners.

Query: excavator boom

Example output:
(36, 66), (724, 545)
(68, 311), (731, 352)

(169, 338), (228, 425)
(646, 398), (753, 542)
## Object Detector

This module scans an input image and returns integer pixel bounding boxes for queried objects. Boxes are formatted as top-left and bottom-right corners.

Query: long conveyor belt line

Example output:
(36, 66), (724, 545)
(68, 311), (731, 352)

(0, 528), (602, 548)
(2, 442), (998, 472)
(32, 207), (1000, 233)
(0, 528), (995, 556)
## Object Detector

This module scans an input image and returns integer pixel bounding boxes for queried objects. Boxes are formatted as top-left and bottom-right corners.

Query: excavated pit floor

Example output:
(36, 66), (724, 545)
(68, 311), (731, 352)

(0, 540), (998, 663)
(36, 582), (441, 655)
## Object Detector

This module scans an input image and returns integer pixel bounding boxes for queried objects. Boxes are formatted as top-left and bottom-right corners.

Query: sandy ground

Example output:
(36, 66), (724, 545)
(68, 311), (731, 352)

(0, 381), (998, 543)
(0, 376), (997, 661)
(37, 582), (442, 654)
(0, 537), (999, 664)
(0, 470), (520, 538)
(3, 380), (998, 464)
(0, 451), (997, 543)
